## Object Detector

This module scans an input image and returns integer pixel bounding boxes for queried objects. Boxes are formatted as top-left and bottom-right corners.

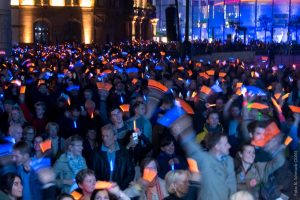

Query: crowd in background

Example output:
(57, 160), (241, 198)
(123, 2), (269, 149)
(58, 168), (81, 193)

(0, 40), (299, 200)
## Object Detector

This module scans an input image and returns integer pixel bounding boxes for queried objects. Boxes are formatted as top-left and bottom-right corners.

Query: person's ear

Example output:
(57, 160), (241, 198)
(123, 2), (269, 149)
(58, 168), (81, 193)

(238, 152), (242, 158)
(249, 132), (253, 138)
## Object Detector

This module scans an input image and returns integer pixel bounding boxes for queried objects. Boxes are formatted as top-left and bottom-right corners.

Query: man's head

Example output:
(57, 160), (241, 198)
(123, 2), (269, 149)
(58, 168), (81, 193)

(206, 111), (220, 128)
(109, 107), (123, 125)
(101, 124), (117, 149)
(247, 121), (267, 141)
(133, 102), (146, 116)
(206, 133), (231, 156)
(34, 101), (46, 117)
(160, 135), (175, 155)
(13, 141), (31, 166)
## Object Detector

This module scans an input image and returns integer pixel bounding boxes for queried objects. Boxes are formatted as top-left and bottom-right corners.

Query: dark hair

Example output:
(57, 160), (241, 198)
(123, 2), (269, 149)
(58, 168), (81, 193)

(90, 189), (112, 200)
(205, 133), (227, 150)
(234, 143), (255, 173)
(56, 193), (75, 200)
(247, 121), (267, 134)
(0, 173), (21, 196)
(160, 135), (174, 147)
(206, 110), (219, 119)
(13, 141), (31, 155)
(75, 169), (95, 185)
(140, 157), (159, 175)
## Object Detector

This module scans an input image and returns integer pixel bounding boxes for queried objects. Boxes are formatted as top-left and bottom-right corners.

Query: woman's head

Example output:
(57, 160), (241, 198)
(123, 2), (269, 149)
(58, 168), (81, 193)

(140, 157), (158, 176)
(76, 169), (96, 194)
(0, 173), (23, 199)
(46, 122), (59, 138)
(67, 135), (83, 156)
(9, 105), (25, 124)
(238, 144), (256, 165)
(165, 170), (189, 197)
(33, 135), (44, 152)
(90, 189), (110, 200)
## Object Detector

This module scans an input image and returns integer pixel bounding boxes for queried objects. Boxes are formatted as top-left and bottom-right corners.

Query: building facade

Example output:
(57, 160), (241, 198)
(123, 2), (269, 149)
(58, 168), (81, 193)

(154, 0), (300, 43)
(10, 0), (157, 44)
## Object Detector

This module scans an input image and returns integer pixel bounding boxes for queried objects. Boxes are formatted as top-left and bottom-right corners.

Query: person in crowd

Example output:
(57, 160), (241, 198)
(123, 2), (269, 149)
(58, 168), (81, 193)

(57, 193), (75, 200)
(109, 107), (131, 146)
(53, 135), (87, 193)
(223, 94), (242, 156)
(82, 128), (99, 168)
(90, 185), (130, 200)
(92, 123), (135, 190)
(8, 124), (23, 143)
(7, 105), (27, 128)
(45, 122), (65, 161)
(27, 101), (49, 134)
(230, 191), (254, 200)
(0, 173), (23, 200)
(164, 170), (200, 200)
(74, 169), (96, 200)
(32, 134), (44, 159)
(58, 106), (86, 139)
(235, 143), (285, 199)
(13, 141), (42, 200)
(127, 101), (153, 143)
(139, 157), (168, 200)
(169, 115), (237, 200)
(196, 111), (224, 144)
(156, 135), (187, 179)
(23, 126), (36, 150)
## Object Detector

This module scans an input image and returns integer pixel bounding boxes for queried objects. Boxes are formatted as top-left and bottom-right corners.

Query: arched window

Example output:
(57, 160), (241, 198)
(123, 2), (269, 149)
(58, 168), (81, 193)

(34, 21), (49, 44)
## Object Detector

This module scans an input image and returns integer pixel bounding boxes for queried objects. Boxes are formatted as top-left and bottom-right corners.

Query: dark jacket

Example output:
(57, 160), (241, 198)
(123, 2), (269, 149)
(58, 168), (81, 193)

(156, 152), (188, 179)
(92, 144), (135, 190)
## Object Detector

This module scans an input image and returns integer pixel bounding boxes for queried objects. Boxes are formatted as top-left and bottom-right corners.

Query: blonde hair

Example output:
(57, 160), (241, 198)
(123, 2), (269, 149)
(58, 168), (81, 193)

(230, 191), (254, 200)
(165, 170), (187, 194)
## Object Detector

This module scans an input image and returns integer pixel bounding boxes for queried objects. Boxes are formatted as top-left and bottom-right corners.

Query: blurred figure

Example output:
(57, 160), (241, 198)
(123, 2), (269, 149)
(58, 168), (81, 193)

(230, 191), (254, 200)
(91, 185), (130, 200)
(13, 141), (42, 200)
(0, 173), (23, 200)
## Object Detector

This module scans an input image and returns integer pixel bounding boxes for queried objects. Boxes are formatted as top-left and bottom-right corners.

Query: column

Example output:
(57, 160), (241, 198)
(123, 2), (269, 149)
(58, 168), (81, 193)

(139, 17), (144, 40)
(0, 0), (12, 56)
(131, 16), (138, 41)
(150, 18), (159, 40)
(81, 7), (94, 44)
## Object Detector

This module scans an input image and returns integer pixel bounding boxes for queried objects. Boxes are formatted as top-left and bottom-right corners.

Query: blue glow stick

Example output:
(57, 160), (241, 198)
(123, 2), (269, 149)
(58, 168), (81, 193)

(110, 160), (114, 172)
(73, 121), (77, 129)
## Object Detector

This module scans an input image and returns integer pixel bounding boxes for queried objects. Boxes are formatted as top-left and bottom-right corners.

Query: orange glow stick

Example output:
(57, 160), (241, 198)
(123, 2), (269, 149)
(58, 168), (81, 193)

(187, 158), (199, 173)
(39, 139), (52, 153)
(200, 85), (211, 95)
(95, 181), (113, 190)
(71, 191), (82, 200)
(289, 105), (300, 113)
(20, 86), (26, 94)
(284, 136), (293, 146)
(119, 104), (130, 112)
(143, 168), (157, 182)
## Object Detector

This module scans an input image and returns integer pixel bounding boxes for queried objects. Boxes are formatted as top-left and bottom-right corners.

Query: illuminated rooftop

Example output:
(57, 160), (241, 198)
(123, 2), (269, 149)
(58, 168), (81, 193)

(10, 0), (94, 7)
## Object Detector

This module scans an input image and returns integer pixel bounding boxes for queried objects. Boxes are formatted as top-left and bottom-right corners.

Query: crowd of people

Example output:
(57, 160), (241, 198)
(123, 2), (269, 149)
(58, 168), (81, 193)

(0, 40), (299, 200)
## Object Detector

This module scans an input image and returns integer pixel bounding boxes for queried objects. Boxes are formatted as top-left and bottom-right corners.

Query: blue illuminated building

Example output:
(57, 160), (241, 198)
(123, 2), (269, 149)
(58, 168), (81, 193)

(154, 0), (300, 43)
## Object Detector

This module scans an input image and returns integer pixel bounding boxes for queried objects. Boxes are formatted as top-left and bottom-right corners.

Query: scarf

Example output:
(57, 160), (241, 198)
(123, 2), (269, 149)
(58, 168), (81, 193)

(67, 153), (86, 176)
(146, 178), (164, 200)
